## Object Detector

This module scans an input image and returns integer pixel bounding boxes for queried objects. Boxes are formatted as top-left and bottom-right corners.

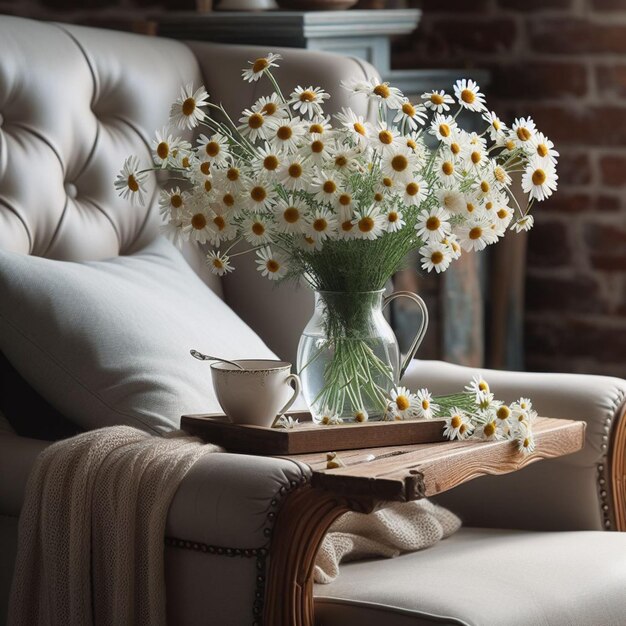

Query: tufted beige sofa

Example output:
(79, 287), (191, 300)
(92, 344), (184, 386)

(1, 14), (626, 626)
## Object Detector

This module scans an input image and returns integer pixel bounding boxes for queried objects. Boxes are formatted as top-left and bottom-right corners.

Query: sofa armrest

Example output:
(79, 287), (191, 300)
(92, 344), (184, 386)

(403, 360), (626, 532)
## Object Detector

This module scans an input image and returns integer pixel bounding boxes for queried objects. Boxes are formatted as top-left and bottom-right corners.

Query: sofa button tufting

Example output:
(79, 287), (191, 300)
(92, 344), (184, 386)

(65, 183), (78, 199)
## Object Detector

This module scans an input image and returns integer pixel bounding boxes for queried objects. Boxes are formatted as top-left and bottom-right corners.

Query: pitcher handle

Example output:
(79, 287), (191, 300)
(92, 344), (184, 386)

(277, 373), (301, 417)
(382, 291), (429, 380)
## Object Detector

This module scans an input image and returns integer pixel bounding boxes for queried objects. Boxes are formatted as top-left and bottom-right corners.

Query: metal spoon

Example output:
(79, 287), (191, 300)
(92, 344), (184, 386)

(190, 349), (245, 370)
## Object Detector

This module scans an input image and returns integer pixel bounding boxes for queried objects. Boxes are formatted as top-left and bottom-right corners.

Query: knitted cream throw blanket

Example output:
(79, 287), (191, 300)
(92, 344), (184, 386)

(8, 426), (220, 626)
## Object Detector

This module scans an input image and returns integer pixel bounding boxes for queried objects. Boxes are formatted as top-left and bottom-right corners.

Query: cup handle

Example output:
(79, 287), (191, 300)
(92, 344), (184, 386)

(277, 373), (301, 418)
(382, 291), (429, 381)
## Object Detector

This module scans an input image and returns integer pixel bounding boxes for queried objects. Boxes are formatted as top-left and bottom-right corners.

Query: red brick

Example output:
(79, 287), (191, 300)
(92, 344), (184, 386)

(416, 0), (491, 11)
(599, 155), (626, 186)
(529, 18), (626, 55)
(540, 193), (592, 213)
(498, 0), (572, 10)
(525, 274), (606, 314)
(595, 64), (626, 99)
(527, 220), (572, 267)
(489, 61), (588, 100)
(557, 152), (592, 186)
(590, 255), (626, 271)
(584, 222), (626, 253)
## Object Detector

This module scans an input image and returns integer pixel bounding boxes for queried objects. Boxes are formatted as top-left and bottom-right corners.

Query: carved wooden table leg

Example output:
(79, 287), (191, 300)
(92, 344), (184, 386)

(263, 485), (378, 626)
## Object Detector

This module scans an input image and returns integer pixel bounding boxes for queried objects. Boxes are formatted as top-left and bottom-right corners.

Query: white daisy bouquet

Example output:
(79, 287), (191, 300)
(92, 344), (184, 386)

(115, 53), (558, 424)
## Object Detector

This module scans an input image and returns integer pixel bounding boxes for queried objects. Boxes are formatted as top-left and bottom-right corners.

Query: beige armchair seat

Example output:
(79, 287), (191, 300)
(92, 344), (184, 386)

(1, 15), (625, 626)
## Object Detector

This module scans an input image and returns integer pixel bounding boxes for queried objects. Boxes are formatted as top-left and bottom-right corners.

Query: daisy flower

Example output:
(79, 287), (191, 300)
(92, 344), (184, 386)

(491, 162), (512, 188)
(415, 206), (451, 243)
(421, 89), (454, 113)
(482, 110), (507, 141)
(454, 78), (487, 112)
(241, 52), (281, 83)
(465, 373), (490, 397)
(207, 208), (237, 245)
(420, 242), (453, 273)
(353, 409), (369, 423)
(310, 172), (340, 203)
(305, 208), (336, 242)
(274, 199), (307, 234)
(430, 113), (457, 142)
(442, 234), (463, 260)
(266, 116), (307, 153)
(334, 108), (372, 147)
(402, 178), (428, 206)
(275, 415), (299, 429)
(511, 117), (537, 144)
(353, 206), (386, 240)
(415, 389), (438, 419)
(278, 155), (311, 191)
(393, 100), (427, 131)
(319, 412), (343, 426)
(522, 158), (558, 201)
(495, 404), (513, 424)
(529, 132), (559, 164)
(512, 397), (533, 415)
(307, 116), (333, 136)
(387, 386), (419, 420)
(372, 122), (402, 152)
(447, 131), (468, 160)
(494, 204), (514, 229)
(242, 215), (274, 246)
(299, 133), (332, 165)
(197, 133), (230, 168)
(181, 207), (214, 244)
(464, 143), (486, 173)
(434, 154), (458, 186)
(189, 160), (212, 186)
(456, 215), (497, 252)
(114, 156), (149, 207)
(349, 77), (405, 110)
(384, 207), (405, 233)
(214, 165), (245, 194)
(443, 409), (474, 440)
(171, 150), (197, 173)
(169, 83), (209, 130)
(256, 246), (289, 280)
(511, 214), (535, 233)
(336, 216), (357, 240)
(299, 234), (323, 252)
(477, 419), (501, 441)
(252, 93), (288, 121)
(334, 191), (355, 218)
(253, 142), (284, 179)
(215, 190), (243, 216)
(238, 108), (269, 142)
(152, 126), (184, 168)
(158, 186), (188, 218)
(289, 86), (330, 119)
(516, 431), (536, 455)
(381, 147), (418, 182)
(206, 250), (234, 276)
(436, 188), (464, 215)
(243, 180), (276, 212)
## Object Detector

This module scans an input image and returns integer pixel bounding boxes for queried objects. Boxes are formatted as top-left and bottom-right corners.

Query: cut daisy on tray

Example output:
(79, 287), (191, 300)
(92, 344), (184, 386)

(116, 52), (554, 452)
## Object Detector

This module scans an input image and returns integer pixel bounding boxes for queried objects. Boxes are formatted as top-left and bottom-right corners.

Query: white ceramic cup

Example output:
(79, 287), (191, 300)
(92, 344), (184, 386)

(210, 359), (301, 427)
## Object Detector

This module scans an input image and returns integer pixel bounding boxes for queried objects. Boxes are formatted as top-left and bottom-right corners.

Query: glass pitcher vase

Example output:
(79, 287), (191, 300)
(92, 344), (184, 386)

(296, 289), (428, 423)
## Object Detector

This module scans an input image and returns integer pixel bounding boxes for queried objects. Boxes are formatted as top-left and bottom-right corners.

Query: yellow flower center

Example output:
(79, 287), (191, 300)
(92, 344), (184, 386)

(358, 216), (375, 233)
(310, 123), (324, 134)
(341, 220), (353, 232)
(485, 201), (493, 210)
(288, 163), (303, 178)
(227, 167), (239, 181)
(430, 93), (444, 105)
(537, 143), (549, 157)
(223, 193), (235, 207)
(335, 156), (348, 168)
(422, 399), (430, 410)
(127, 175), (139, 192)
(213, 215), (226, 230)
(266, 259), (280, 273)
(182, 98), (196, 116)
(339, 193), (352, 206)
(383, 177), (393, 187)
(299, 90), (316, 102)
(494, 166), (507, 182)
(374, 192), (383, 202)
(355, 411), (367, 422)
(373, 84), (390, 98)
(407, 139), (417, 150)
(451, 415), (462, 429)
(313, 218), (328, 232)
(451, 142), (461, 155)
(212, 258), (224, 270)
(469, 226), (483, 240)
(379, 130), (394, 145)
(484, 421), (496, 437)
(461, 88), (475, 104)
(206, 141), (220, 157)
(480, 181), (490, 193)
(439, 123), (450, 138)
(251, 186), (267, 202)
(283, 207), (300, 223)
(459, 423), (467, 435)
(523, 437), (531, 448)
(261, 102), (277, 115)
(157, 142), (169, 159)
(311, 140), (324, 153)
(471, 151), (481, 164)
(181, 156), (191, 168)
(248, 113), (264, 129)
(426, 216), (441, 231)
(431, 251), (444, 264)
(493, 119), (501, 131)
(388, 211), (399, 223)
(517, 127), (532, 141)
(251, 222), (265, 236)
(497, 208), (508, 219)
(353, 122), (366, 136)
(204, 180), (212, 192)
(252, 58), (268, 73)
(479, 381), (489, 392)
(442, 161), (454, 176)
(402, 102), (416, 116)
(496, 406), (511, 421)
(505, 139), (516, 151)
(323, 180), (337, 194)
(406, 182), (419, 196)
(191, 213), (207, 230)
(395, 395), (410, 411)
(391, 155), (408, 172)
(277, 125), (293, 140)
(170, 194), (183, 208)
(263, 155), (279, 171)
(200, 162), (211, 175)
(532, 169), (547, 185)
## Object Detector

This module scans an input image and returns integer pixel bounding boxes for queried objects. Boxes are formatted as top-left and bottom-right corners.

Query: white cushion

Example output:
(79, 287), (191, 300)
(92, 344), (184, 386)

(0, 237), (276, 434)
(314, 527), (626, 626)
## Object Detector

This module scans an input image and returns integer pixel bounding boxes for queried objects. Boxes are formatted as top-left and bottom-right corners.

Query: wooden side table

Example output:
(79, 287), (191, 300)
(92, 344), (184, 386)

(263, 416), (586, 626)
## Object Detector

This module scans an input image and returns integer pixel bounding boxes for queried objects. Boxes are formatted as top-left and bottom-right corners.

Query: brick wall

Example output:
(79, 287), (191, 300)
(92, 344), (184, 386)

(395, 0), (626, 377)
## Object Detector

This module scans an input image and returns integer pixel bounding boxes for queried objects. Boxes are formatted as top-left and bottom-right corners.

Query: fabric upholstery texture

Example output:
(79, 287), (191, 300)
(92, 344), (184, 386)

(314, 527), (626, 626)
(0, 237), (276, 434)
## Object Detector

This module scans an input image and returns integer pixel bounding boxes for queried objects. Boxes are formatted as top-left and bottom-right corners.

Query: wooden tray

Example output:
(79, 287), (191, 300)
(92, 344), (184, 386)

(181, 411), (447, 455)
